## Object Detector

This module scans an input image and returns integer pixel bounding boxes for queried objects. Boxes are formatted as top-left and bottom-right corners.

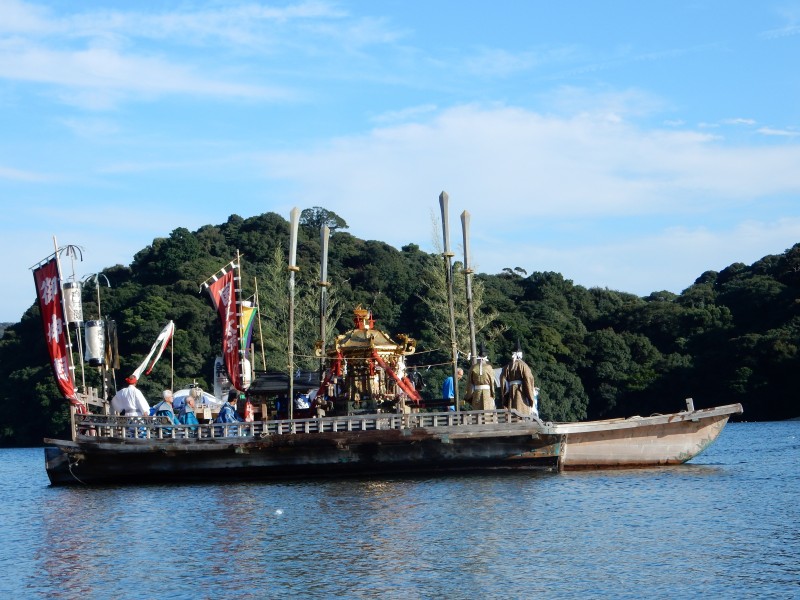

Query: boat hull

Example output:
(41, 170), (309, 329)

(552, 404), (740, 470)
(43, 404), (742, 485)
(44, 425), (562, 486)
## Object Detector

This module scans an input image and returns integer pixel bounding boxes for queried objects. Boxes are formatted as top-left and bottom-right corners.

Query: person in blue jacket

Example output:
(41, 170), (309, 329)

(151, 390), (180, 437)
(178, 392), (200, 436)
(215, 390), (244, 436)
(442, 368), (463, 411)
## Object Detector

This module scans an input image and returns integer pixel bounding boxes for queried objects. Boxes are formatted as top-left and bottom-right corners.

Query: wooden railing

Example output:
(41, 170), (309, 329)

(72, 410), (536, 441)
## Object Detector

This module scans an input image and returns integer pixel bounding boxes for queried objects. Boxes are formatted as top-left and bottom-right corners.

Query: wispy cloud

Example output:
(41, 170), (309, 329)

(371, 104), (438, 124)
(0, 0), (348, 42)
(0, 164), (52, 182)
(463, 47), (543, 77)
(258, 103), (800, 241)
(761, 5), (800, 39)
(721, 118), (756, 126)
(757, 126), (799, 137)
(0, 1), (399, 108)
(0, 42), (291, 107)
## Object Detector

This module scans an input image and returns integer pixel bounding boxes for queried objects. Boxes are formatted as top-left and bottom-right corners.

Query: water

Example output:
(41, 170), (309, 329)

(1, 422), (798, 599)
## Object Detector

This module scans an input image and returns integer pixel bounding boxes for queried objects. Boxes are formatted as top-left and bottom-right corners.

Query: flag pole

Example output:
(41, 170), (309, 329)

(236, 249), (245, 391)
(171, 328), (174, 391)
(53, 236), (79, 398)
(287, 208), (300, 420)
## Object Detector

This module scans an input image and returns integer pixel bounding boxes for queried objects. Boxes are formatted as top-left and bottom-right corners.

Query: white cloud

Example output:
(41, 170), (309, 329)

(371, 104), (438, 125)
(758, 127), (799, 137)
(244, 102), (800, 295)
(721, 118), (756, 126)
(259, 104), (800, 224)
(0, 1), (388, 108)
(0, 43), (287, 105)
(0, 164), (51, 181)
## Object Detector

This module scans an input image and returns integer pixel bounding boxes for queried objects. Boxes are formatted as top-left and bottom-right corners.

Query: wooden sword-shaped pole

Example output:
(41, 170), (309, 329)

(440, 192), (460, 413)
(287, 207), (300, 420)
(461, 210), (478, 365)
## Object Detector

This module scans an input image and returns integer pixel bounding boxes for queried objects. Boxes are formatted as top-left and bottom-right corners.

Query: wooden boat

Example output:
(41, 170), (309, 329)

(550, 401), (742, 469)
(35, 207), (743, 486)
(43, 400), (742, 485)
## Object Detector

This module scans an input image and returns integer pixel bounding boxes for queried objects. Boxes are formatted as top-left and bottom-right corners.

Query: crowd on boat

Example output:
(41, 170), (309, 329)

(106, 346), (541, 438)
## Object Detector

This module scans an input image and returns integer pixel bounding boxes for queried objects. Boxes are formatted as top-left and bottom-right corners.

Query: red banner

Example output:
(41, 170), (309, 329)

(206, 269), (243, 390)
(33, 258), (78, 403)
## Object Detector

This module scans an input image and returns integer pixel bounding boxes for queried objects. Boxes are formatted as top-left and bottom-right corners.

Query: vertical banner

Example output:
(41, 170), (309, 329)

(206, 269), (243, 390)
(240, 302), (257, 355)
(33, 258), (78, 403)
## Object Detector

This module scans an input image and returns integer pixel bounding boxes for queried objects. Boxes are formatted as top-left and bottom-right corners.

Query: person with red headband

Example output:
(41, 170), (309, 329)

(110, 375), (150, 417)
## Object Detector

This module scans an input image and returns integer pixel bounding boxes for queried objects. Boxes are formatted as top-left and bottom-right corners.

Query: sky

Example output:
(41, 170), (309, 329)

(2, 0), (800, 323)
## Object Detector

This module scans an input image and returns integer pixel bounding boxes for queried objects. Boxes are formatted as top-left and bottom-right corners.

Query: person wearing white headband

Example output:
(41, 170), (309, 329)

(500, 342), (539, 418)
(464, 344), (496, 412)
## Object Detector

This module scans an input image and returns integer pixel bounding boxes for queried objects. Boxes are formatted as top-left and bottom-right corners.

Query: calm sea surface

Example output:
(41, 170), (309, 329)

(0, 421), (797, 599)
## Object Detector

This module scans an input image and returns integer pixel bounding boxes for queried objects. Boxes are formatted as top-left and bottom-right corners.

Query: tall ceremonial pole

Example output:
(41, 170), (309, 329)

(439, 192), (460, 413)
(235, 249), (245, 391)
(287, 207), (300, 420)
(318, 225), (331, 373)
(461, 211), (478, 365)
(53, 236), (78, 397)
(254, 277), (267, 371)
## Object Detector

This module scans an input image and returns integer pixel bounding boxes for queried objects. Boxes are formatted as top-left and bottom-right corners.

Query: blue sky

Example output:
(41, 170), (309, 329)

(3, 0), (800, 322)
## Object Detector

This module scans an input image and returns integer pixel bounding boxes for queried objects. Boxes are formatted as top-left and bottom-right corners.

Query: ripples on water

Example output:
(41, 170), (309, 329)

(1, 422), (797, 599)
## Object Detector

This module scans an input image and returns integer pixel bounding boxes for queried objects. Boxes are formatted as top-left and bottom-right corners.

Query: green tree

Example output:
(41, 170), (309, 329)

(299, 207), (348, 233)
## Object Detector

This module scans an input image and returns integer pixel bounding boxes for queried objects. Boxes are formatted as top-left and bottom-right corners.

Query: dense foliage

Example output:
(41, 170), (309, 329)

(1, 212), (798, 446)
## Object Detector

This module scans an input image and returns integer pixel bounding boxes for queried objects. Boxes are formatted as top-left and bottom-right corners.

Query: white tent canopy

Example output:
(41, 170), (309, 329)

(172, 388), (223, 412)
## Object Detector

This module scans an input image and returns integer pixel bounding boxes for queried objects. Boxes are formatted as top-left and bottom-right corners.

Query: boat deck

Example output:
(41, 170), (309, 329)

(70, 409), (541, 441)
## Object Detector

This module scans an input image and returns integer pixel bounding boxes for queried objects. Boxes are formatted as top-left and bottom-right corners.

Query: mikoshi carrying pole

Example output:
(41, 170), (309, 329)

(318, 224), (331, 374)
(461, 211), (478, 365)
(439, 191), (460, 413)
(287, 207), (301, 420)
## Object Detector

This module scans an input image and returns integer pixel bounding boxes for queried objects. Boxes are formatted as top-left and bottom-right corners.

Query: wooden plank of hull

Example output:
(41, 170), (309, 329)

(558, 413), (731, 469)
(43, 428), (562, 486)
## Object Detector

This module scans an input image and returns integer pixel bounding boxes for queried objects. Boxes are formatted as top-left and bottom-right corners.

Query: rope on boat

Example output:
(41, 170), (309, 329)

(67, 458), (88, 486)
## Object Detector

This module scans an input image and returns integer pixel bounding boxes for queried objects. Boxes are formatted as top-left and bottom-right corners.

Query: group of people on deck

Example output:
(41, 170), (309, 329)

(109, 376), (207, 429)
(107, 344), (540, 433)
(440, 346), (539, 418)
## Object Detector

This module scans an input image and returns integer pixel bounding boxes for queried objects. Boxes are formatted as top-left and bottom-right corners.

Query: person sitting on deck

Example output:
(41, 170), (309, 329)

(150, 390), (180, 437)
(178, 393), (200, 435)
(215, 389), (245, 436)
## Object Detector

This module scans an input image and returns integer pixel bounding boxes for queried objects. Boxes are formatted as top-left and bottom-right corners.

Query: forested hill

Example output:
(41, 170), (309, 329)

(1, 210), (798, 446)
